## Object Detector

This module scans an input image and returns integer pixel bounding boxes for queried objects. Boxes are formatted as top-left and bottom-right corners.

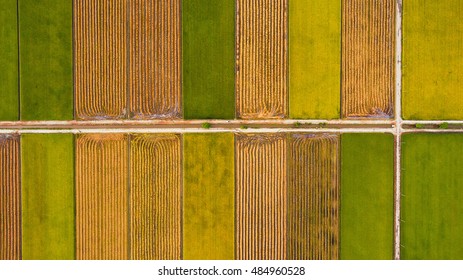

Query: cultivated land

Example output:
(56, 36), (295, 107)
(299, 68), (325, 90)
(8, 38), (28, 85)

(130, 134), (181, 260)
(129, 0), (181, 119)
(21, 134), (74, 260)
(183, 133), (234, 260)
(182, 0), (235, 119)
(403, 1), (463, 120)
(288, 134), (340, 260)
(0, 1), (18, 121)
(340, 133), (394, 260)
(236, 0), (287, 119)
(289, 0), (340, 119)
(401, 134), (463, 259)
(236, 134), (287, 260)
(0, 135), (20, 260)
(19, 0), (73, 120)
(342, 0), (395, 118)
(76, 134), (128, 260)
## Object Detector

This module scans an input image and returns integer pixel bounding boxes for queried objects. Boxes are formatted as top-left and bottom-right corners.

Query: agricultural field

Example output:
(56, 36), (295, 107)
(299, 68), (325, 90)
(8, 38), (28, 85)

(402, 134), (463, 259)
(236, 0), (287, 119)
(289, 0), (340, 119)
(402, 1), (463, 119)
(342, 0), (395, 118)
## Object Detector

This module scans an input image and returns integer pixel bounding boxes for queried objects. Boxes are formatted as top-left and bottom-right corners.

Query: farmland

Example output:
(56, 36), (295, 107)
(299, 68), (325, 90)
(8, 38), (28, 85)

(289, 0), (340, 119)
(236, 0), (287, 119)
(288, 134), (340, 260)
(342, 0), (395, 118)
(402, 134), (463, 259)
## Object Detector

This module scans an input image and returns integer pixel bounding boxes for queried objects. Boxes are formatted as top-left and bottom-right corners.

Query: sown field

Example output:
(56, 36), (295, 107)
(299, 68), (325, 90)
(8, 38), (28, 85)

(402, 134), (463, 259)
(288, 134), (340, 260)
(342, 0), (395, 118)
(236, 134), (287, 260)
(340, 133), (394, 260)
(76, 134), (128, 260)
(21, 134), (75, 260)
(0, 1), (18, 121)
(289, 0), (340, 119)
(19, 0), (73, 120)
(74, 0), (127, 120)
(130, 134), (181, 260)
(183, 0), (235, 119)
(129, 0), (181, 119)
(0, 135), (20, 260)
(403, 1), (463, 120)
(236, 0), (287, 119)
(183, 133), (234, 260)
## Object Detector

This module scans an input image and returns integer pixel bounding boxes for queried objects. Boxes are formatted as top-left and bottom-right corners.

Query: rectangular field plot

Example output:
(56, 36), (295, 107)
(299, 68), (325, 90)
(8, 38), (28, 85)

(288, 134), (340, 260)
(76, 134), (128, 260)
(183, 134), (235, 260)
(403, 1), (463, 119)
(130, 134), (182, 260)
(289, 0), (340, 119)
(236, 0), (288, 119)
(342, 0), (395, 118)
(402, 134), (463, 259)
(236, 134), (287, 260)
(340, 134), (394, 259)
(0, 135), (20, 260)
(21, 134), (75, 260)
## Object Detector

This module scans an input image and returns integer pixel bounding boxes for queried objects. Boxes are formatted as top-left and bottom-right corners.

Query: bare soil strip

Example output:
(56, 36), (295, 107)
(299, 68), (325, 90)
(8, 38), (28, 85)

(236, 134), (287, 259)
(0, 135), (20, 260)
(129, 0), (181, 119)
(130, 134), (181, 259)
(236, 0), (288, 119)
(76, 134), (128, 259)
(288, 134), (340, 260)
(342, 0), (395, 118)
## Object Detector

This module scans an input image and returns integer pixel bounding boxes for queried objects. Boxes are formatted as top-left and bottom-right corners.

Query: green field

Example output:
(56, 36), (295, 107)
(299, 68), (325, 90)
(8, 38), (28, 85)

(403, 1), (463, 119)
(19, 0), (73, 120)
(21, 134), (75, 259)
(183, 133), (234, 259)
(340, 133), (394, 260)
(402, 134), (463, 259)
(0, 1), (19, 121)
(183, 0), (235, 119)
(289, 0), (340, 119)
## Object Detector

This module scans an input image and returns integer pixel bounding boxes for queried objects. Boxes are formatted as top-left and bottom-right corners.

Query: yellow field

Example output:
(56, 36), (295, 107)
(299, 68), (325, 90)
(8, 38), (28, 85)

(288, 134), (340, 260)
(130, 134), (181, 260)
(236, 134), (287, 259)
(0, 135), (20, 260)
(76, 134), (128, 259)
(236, 0), (288, 119)
(342, 0), (395, 118)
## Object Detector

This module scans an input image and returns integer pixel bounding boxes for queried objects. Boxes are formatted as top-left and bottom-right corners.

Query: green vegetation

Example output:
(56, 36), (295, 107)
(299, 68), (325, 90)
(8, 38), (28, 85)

(19, 0), (73, 120)
(289, 0), (340, 119)
(341, 133), (394, 260)
(22, 134), (75, 259)
(201, 122), (211, 129)
(240, 125), (248, 129)
(294, 122), (301, 128)
(183, 0), (235, 119)
(403, 1), (463, 119)
(0, 1), (19, 120)
(439, 122), (449, 129)
(415, 123), (425, 129)
(183, 133), (235, 259)
(402, 134), (463, 259)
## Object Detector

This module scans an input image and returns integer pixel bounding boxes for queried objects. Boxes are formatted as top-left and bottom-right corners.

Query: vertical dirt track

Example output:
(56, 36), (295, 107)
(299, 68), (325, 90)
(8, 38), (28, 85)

(74, 0), (128, 119)
(288, 134), (340, 260)
(129, 0), (181, 119)
(0, 135), (20, 260)
(76, 134), (128, 259)
(236, 0), (288, 119)
(130, 134), (181, 259)
(236, 134), (287, 259)
(342, 0), (395, 118)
